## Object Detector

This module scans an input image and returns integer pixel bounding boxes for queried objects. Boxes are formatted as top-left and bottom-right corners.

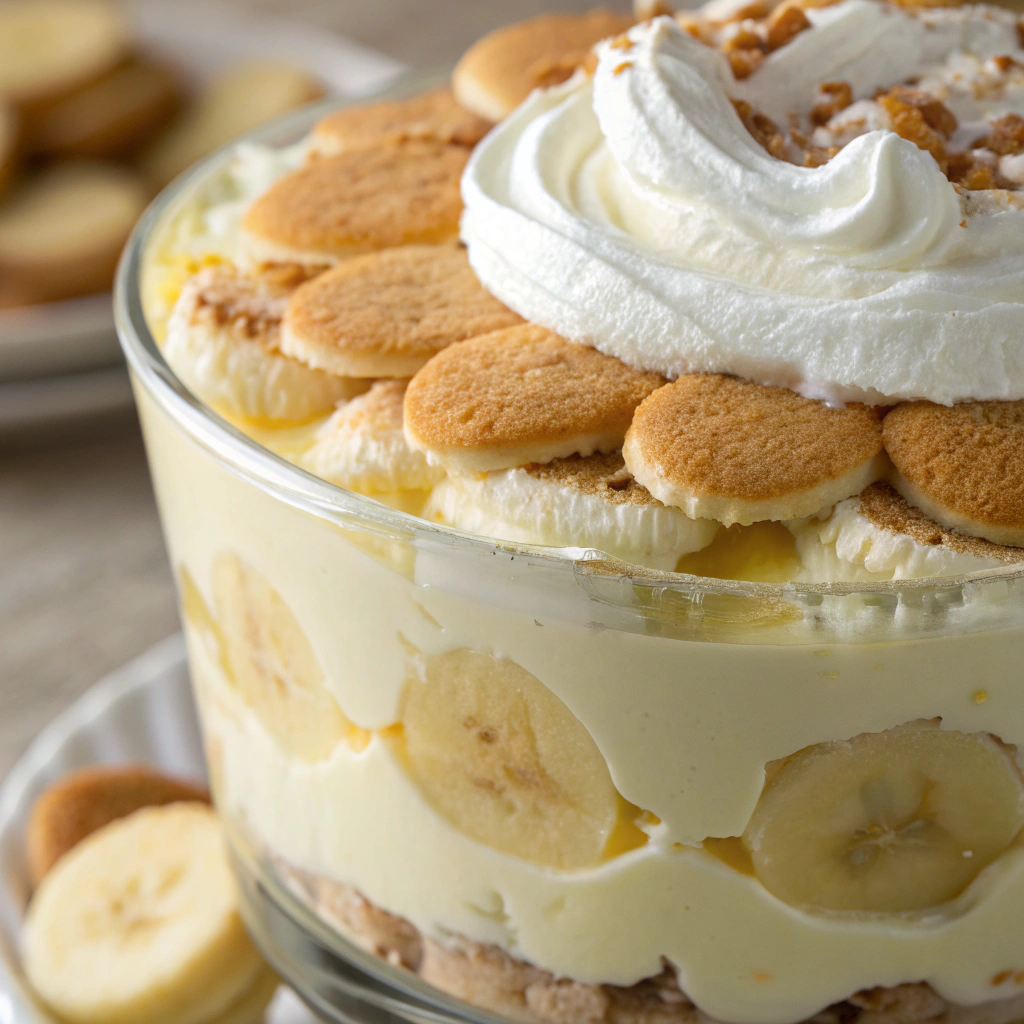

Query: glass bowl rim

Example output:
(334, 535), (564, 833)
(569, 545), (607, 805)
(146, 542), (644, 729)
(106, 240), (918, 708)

(113, 70), (1024, 601)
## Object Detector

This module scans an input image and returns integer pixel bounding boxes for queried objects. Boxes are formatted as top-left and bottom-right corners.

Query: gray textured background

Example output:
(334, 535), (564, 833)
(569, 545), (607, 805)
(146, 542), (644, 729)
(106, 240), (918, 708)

(0, 0), (630, 776)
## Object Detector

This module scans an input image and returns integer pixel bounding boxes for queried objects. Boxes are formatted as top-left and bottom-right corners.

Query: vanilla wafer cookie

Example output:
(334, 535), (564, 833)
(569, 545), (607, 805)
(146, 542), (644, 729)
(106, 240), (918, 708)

(242, 142), (468, 267)
(0, 0), (131, 113)
(793, 482), (1024, 582)
(426, 452), (718, 569)
(452, 10), (634, 122)
(404, 325), (664, 473)
(164, 266), (369, 423)
(884, 400), (1024, 548)
(310, 89), (491, 156)
(302, 379), (445, 494)
(0, 162), (150, 304)
(624, 375), (886, 526)
(27, 764), (209, 887)
(281, 245), (523, 378)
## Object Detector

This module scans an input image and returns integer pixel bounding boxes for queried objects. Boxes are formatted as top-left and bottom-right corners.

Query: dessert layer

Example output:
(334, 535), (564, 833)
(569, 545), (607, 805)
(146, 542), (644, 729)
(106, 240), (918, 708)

(275, 861), (1024, 1024)
(462, 4), (1024, 405)
(139, 388), (1024, 1024)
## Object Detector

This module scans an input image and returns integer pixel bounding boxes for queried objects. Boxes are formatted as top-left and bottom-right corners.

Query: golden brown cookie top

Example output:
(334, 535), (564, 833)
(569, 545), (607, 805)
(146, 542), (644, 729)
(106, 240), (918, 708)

(311, 88), (492, 155)
(404, 324), (664, 472)
(624, 374), (885, 525)
(452, 9), (635, 122)
(26, 765), (209, 887)
(883, 400), (1024, 547)
(281, 245), (523, 378)
(242, 142), (468, 264)
(857, 482), (1024, 565)
(526, 452), (661, 508)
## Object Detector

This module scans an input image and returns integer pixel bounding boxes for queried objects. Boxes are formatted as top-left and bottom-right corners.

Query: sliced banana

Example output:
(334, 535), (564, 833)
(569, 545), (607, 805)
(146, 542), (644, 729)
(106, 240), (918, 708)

(424, 452), (718, 571)
(302, 379), (446, 496)
(29, 59), (181, 160)
(23, 803), (266, 1024)
(164, 267), (368, 423)
(208, 967), (280, 1024)
(0, 162), (149, 304)
(0, 0), (131, 111)
(141, 61), (323, 187)
(791, 483), (1024, 583)
(396, 647), (620, 869)
(742, 720), (1024, 914)
(213, 551), (354, 761)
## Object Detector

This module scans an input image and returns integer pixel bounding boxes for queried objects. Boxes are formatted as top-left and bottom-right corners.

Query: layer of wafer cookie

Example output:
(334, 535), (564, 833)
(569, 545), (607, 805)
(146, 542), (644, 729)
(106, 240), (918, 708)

(452, 9), (634, 122)
(164, 266), (369, 422)
(302, 379), (445, 495)
(793, 483), (1024, 582)
(624, 375), (886, 526)
(310, 89), (491, 156)
(404, 325), (664, 473)
(241, 142), (468, 267)
(426, 452), (718, 570)
(884, 401), (1024, 548)
(27, 764), (208, 887)
(281, 245), (523, 379)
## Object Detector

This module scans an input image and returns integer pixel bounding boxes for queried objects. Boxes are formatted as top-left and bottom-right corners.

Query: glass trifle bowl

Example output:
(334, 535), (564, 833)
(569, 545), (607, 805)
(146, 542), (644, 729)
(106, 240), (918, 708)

(116, 21), (1024, 1024)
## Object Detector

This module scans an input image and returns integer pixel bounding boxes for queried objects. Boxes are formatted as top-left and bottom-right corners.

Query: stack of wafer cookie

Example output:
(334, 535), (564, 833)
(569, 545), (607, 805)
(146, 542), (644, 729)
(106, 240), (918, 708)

(160, 4), (1024, 581)
(0, 0), (324, 309)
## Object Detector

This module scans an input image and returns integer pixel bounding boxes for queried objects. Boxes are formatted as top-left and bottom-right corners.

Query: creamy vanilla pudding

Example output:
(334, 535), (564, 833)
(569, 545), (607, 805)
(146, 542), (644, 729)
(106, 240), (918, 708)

(125, 3), (1024, 1023)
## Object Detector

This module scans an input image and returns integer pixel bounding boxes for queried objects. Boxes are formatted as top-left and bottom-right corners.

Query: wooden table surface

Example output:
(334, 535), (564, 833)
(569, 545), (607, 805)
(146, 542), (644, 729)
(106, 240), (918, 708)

(0, 0), (627, 778)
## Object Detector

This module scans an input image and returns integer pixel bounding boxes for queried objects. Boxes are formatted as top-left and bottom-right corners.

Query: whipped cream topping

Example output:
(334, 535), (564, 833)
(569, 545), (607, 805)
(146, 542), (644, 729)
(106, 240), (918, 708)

(461, 2), (1024, 406)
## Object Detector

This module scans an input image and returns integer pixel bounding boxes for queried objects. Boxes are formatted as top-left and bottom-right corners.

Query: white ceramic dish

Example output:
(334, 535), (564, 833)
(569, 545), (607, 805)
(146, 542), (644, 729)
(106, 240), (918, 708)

(0, 635), (319, 1023)
(0, 0), (402, 390)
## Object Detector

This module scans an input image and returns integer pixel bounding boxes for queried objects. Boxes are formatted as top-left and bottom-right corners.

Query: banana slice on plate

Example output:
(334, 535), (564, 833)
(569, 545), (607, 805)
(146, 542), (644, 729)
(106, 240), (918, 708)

(29, 59), (182, 160)
(141, 61), (323, 188)
(742, 720), (1024, 914)
(0, 0), (131, 113)
(213, 551), (361, 761)
(0, 162), (150, 304)
(397, 647), (620, 869)
(23, 803), (268, 1024)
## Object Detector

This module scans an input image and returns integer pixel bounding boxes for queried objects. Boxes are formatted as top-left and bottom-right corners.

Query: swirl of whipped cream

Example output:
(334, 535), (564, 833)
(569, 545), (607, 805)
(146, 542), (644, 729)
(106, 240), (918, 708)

(461, 2), (1024, 405)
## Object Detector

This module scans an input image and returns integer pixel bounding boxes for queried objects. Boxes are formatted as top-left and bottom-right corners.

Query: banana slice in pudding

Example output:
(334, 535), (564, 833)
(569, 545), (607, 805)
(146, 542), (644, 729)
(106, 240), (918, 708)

(791, 483), (1024, 582)
(23, 804), (269, 1024)
(425, 452), (718, 570)
(164, 266), (368, 423)
(302, 379), (445, 495)
(213, 552), (356, 761)
(742, 720), (1024, 914)
(397, 647), (621, 869)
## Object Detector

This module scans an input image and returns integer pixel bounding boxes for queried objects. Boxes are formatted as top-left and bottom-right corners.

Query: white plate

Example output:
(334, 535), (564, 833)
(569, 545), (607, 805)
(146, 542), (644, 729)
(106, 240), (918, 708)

(0, 635), (318, 1023)
(0, 0), (403, 387)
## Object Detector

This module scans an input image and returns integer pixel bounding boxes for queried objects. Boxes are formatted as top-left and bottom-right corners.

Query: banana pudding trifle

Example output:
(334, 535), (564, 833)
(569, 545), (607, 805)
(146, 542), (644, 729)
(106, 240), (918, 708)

(125, 3), (1024, 1024)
